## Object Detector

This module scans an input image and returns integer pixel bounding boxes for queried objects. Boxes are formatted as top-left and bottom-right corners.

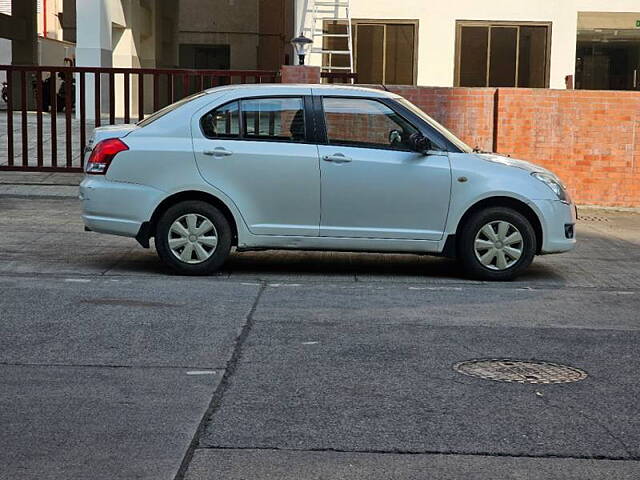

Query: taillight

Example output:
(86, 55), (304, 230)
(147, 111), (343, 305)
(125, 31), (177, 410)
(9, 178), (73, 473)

(85, 138), (129, 174)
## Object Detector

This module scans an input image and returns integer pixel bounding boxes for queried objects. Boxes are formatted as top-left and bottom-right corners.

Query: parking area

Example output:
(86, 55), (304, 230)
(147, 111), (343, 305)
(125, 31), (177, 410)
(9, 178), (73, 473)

(1, 196), (639, 479)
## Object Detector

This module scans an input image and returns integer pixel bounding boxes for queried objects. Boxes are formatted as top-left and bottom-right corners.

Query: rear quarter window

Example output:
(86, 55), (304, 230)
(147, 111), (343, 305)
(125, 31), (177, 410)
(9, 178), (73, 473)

(136, 91), (207, 128)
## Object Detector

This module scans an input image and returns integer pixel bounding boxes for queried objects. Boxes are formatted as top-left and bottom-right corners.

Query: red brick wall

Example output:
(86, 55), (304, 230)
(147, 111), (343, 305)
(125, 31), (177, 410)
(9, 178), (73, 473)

(494, 89), (640, 208)
(386, 86), (640, 208)
(280, 66), (321, 84)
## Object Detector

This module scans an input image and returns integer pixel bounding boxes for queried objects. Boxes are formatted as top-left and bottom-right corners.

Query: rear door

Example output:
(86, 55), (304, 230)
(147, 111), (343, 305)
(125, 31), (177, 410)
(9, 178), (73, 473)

(316, 96), (451, 240)
(192, 93), (321, 237)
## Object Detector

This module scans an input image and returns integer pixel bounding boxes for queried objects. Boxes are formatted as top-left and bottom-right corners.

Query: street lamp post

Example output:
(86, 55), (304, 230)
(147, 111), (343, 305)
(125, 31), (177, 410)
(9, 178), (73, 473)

(291, 33), (313, 66)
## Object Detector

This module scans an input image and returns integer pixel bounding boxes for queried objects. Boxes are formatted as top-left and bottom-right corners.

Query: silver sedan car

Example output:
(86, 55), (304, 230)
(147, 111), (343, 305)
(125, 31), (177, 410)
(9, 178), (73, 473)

(80, 84), (576, 280)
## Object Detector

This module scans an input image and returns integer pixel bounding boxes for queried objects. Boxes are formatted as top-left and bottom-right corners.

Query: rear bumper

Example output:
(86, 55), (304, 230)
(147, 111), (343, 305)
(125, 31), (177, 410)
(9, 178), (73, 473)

(532, 199), (577, 254)
(79, 176), (165, 238)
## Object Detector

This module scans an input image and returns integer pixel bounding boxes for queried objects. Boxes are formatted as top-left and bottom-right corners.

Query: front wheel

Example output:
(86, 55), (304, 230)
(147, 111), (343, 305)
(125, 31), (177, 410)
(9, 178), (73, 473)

(458, 207), (536, 281)
(155, 200), (232, 275)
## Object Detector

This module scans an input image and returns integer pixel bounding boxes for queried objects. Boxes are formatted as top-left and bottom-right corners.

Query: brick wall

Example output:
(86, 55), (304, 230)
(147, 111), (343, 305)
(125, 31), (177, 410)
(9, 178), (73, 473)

(494, 89), (640, 208)
(386, 86), (640, 208)
(280, 65), (321, 84)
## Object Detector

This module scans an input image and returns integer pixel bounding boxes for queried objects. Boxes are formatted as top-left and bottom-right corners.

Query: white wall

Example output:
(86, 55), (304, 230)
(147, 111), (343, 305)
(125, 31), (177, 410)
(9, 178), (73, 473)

(75, 0), (170, 119)
(297, 0), (640, 88)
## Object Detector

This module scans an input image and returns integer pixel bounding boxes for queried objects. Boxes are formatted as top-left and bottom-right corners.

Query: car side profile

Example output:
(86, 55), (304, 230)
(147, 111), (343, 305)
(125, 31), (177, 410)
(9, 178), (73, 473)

(80, 84), (576, 280)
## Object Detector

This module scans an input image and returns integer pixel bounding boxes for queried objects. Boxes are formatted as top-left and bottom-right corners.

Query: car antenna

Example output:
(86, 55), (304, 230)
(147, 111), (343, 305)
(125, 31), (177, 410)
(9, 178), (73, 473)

(380, 84), (390, 92)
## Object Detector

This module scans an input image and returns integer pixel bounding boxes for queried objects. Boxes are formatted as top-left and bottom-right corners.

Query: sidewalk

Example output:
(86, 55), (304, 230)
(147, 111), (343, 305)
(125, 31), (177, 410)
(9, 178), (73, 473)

(0, 112), (97, 169)
(0, 171), (82, 197)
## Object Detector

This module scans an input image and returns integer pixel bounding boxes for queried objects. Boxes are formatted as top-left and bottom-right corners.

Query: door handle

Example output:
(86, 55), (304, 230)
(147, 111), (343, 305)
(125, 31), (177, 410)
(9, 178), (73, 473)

(322, 154), (352, 164)
(203, 147), (233, 157)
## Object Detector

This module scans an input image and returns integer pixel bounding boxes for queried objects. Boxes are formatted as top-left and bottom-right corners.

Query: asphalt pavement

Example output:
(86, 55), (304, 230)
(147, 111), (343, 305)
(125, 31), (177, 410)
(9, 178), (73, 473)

(0, 194), (639, 479)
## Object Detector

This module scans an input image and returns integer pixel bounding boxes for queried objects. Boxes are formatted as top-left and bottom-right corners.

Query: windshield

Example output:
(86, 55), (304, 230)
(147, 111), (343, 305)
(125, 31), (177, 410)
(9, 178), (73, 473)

(136, 91), (207, 127)
(395, 98), (473, 153)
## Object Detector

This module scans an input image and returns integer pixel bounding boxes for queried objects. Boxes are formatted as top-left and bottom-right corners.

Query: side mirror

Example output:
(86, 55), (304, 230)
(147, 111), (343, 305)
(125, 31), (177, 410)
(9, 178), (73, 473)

(408, 132), (433, 154)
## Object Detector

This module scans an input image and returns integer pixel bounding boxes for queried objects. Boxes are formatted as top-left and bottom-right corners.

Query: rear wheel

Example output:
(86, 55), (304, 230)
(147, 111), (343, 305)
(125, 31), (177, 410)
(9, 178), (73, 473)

(155, 200), (232, 275)
(458, 207), (536, 281)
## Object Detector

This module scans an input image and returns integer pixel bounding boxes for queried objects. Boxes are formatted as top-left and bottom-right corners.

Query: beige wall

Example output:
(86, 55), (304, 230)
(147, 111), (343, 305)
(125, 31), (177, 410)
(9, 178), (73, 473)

(179, 0), (259, 69)
(37, 0), (64, 40)
(178, 0), (293, 71)
(298, 0), (640, 88)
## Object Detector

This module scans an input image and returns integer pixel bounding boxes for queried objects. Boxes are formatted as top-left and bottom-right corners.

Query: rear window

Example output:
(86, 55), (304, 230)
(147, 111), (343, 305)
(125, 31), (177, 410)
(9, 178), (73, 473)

(136, 92), (207, 127)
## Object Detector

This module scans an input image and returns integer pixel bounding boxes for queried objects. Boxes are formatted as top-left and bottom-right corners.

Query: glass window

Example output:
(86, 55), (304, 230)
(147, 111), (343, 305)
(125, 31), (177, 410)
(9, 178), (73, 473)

(457, 22), (550, 88)
(323, 21), (417, 85)
(323, 97), (419, 150)
(489, 27), (518, 87)
(355, 24), (385, 84)
(459, 26), (489, 87)
(518, 26), (548, 88)
(385, 24), (415, 85)
(242, 97), (306, 142)
(201, 101), (240, 138)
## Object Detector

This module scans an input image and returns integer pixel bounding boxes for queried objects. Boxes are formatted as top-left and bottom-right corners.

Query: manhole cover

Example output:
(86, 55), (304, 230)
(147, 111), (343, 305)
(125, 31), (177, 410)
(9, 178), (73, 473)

(453, 359), (588, 384)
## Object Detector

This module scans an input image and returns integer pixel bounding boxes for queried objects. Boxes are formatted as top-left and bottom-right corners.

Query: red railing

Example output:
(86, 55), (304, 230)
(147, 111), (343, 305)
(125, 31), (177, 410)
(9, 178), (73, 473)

(1, 65), (279, 172)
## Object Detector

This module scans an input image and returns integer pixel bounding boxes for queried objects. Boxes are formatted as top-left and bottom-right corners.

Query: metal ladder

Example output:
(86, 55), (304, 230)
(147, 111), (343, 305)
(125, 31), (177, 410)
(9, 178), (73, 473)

(307, 0), (354, 76)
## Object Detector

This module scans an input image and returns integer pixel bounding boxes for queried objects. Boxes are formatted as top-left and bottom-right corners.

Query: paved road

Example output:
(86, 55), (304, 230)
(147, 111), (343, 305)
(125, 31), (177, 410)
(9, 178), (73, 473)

(0, 196), (639, 479)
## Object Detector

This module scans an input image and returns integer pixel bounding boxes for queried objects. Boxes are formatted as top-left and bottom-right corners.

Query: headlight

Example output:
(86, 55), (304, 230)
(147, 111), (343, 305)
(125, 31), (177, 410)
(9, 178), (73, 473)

(531, 172), (569, 202)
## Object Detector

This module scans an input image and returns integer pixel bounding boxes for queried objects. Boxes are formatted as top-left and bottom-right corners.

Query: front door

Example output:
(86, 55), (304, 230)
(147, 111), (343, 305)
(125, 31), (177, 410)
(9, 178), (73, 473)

(317, 97), (451, 241)
(193, 94), (320, 236)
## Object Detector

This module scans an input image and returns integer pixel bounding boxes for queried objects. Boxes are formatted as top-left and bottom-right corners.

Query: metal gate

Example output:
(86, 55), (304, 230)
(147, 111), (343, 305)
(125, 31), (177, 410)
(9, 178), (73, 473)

(0, 66), (279, 172)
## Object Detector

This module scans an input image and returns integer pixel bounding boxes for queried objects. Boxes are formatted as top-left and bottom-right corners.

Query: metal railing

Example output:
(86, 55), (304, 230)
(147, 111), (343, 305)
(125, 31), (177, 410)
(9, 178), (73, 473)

(321, 71), (358, 84)
(1, 65), (279, 172)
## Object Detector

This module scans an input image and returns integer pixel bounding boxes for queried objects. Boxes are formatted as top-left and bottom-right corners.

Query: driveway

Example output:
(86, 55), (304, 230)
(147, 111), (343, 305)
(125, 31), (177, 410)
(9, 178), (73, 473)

(0, 196), (639, 479)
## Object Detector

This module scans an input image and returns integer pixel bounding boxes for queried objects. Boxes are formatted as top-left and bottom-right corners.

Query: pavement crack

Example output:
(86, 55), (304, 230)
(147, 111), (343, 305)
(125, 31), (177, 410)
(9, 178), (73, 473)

(0, 361), (226, 370)
(194, 445), (640, 462)
(538, 395), (634, 459)
(574, 410), (634, 459)
(173, 282), (267, 480)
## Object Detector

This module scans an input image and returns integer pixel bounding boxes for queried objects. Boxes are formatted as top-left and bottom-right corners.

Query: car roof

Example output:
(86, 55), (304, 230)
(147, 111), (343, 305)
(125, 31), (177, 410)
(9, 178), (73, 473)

(203, 83), (400, 99)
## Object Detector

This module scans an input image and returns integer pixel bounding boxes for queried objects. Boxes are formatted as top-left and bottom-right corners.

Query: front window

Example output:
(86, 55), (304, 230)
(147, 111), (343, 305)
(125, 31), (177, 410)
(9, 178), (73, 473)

(322, 97), (419, 150)
(455, 21), (551, 88)
(395, 98), (473, 153)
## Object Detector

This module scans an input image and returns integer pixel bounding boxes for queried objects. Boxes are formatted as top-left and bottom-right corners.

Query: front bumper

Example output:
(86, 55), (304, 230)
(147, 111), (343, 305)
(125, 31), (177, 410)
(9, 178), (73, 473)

(79, 176), (166, 238)
(531, 199), (577, 254)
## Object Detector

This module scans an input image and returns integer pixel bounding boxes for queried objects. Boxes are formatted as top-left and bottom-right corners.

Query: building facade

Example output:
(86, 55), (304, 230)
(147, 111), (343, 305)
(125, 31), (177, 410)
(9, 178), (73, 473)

(1, 0), (640, 92)
(296, 0), (640, 90)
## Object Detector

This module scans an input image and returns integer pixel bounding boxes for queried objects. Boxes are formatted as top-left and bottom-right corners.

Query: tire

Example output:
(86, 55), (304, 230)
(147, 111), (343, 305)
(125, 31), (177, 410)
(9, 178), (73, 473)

(458, 207), (536, 281)
(155, 200), (232, 275)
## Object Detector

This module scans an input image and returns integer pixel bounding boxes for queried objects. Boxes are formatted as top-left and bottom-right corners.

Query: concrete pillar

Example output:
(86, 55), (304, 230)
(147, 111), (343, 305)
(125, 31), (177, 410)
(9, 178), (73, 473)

(147, 0), (178, 111)
(10, 0), (37, 66)
(75, 0), (113, 119)
(75, 0), (113, 69)
(9, 0), (37, 109)
(155, 0), (179, 69)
